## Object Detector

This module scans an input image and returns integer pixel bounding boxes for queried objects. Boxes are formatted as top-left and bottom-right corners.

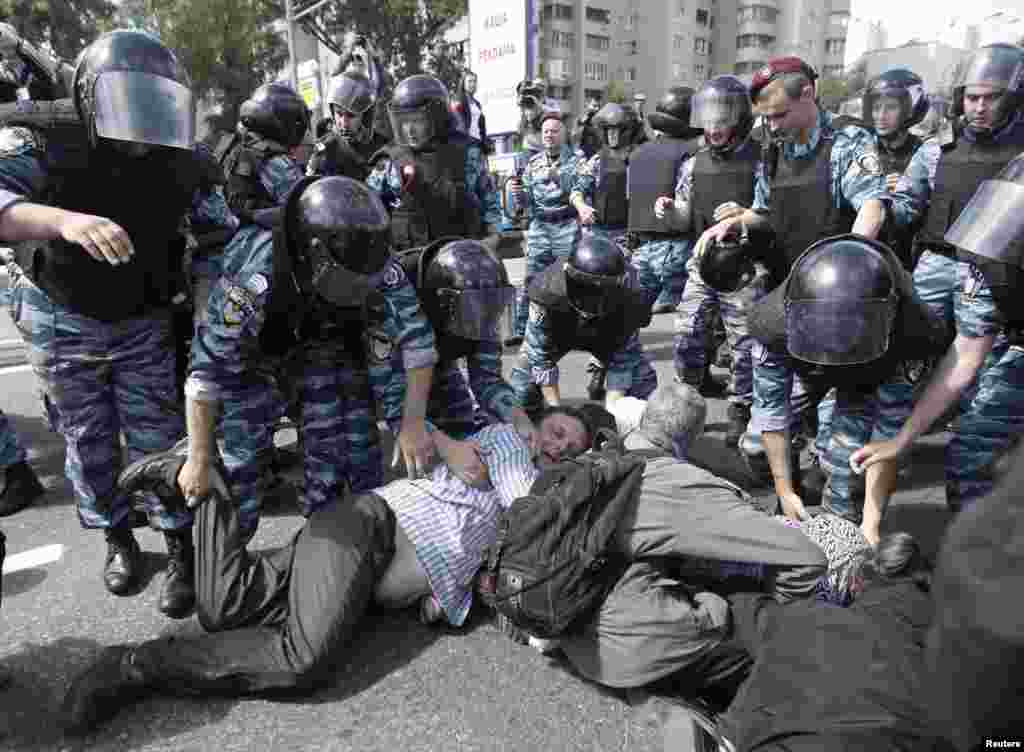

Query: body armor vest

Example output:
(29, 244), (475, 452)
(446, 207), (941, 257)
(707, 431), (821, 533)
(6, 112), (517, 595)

(27, 128), (201, 322)
(594, 147), (629, 228)
(767, 129), (856, 286)
(877, 134), (924, 269)
(626, 138), (695, 233)
(216, 131), (288, 217)
(307, 133), (372, 180)
(526, 264), (652, 362)
(691, 140), (760, 236)
(378, 143), (482, 251)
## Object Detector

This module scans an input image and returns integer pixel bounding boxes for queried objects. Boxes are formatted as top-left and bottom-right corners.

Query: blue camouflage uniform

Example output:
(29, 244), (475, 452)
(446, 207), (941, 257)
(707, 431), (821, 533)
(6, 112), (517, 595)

(187, 226), (437, 534)
(508, 299), (658, 405)
(366, 141), (502, 230)
(1, 137), (234, 532)
(0, 409), (26, 470)
(742, 111), (888, 518)
(428, 343), (521, 439)
(672, 154), (767, 406)
(507, 144), (580, 337)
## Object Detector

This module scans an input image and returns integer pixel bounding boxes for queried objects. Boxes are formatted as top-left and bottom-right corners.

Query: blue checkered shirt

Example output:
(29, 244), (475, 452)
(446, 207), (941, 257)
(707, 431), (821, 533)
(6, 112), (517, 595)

(372, 424), (538, 625)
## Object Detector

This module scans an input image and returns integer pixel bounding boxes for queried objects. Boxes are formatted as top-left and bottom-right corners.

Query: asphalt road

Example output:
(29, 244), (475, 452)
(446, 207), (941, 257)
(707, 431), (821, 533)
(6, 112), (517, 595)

(0, 262), (953, 752)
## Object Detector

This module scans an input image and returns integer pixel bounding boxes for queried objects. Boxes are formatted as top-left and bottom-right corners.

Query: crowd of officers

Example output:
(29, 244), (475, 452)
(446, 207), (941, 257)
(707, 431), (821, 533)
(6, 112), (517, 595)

(0, 25), (1022, 746)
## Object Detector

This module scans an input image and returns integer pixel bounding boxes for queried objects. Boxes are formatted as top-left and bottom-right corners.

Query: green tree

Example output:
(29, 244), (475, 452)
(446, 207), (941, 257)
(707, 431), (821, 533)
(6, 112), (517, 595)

(0, 0), (115, 61)
(603, 80), (626, 104)
(146, 0), (287, 134)
(816, 76), (849, 113)
(295, 0), (467, 80)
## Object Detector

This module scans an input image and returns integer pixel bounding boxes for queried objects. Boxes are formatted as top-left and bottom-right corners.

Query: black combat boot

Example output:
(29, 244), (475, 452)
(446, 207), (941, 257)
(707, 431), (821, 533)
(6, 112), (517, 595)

(725, 403), (751, 449)
(158, 529), (195, 619)
(678, 367), (726, 399)
(0, 460), (44, 516)
(103, 525), (141, 595)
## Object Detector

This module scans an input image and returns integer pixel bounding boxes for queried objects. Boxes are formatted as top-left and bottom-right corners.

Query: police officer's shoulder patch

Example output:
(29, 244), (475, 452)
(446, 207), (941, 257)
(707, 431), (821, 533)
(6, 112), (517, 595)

(243, 273), (269, 296)
(528, 301), (547, 325)
(365, 327), (395, 363)
(856, 150), (882, 177)
(0, 126), (43, 156)
(381, 261), (404, 290)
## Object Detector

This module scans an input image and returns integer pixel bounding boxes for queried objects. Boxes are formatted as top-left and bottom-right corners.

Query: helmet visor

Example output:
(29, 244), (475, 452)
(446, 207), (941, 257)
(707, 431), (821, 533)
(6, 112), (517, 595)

(331, 75), (376, 115)
(388, 106), (434, 148)
(438, 286), (517, 341)
(786, 299), (895, 365)
(945, 178), (1024, 268)
(93, 71), (193, 149)
(565, 266), (621, 319)
(691, 88), (748, 132)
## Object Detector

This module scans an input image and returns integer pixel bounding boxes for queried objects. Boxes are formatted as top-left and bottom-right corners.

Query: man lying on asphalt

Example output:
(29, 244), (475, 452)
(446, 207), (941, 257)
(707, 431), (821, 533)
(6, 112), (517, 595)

(60, 407), (593, 734)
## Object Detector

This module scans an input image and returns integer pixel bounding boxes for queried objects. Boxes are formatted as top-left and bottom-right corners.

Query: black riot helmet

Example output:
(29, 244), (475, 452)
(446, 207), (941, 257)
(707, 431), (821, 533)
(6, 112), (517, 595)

(285, 176), (393, 309)
(863, 68), (929, 138)
(698, 228), (768, 293)
(73, 29), (193, 149)
(389, 74), (450, 150)
(690, 76), (754, 152)
(945, 150), (1024, 270)
(565, 234), (628, 319)
(328, 72), (376, 143)
(594, 103), (641, 149)
(950, 44), (1024, 133)
(421, 239), (517, 341)
(647, 86), (703, 140)
(239, 83), (311, 148)
(785, 235), (899, 366)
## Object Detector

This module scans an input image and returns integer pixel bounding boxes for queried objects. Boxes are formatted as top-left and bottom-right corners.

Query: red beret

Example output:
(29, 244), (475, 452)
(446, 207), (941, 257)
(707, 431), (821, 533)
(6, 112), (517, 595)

(749, 57), (818, 101)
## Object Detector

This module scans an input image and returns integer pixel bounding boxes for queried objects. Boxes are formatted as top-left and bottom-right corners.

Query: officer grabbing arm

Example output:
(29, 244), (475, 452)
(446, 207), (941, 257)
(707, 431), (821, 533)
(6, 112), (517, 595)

(366, 75), (501, 250)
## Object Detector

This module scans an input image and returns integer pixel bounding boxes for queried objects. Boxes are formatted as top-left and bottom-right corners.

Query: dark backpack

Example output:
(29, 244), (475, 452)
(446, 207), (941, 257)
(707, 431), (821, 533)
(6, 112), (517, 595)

(478, 442), (650, 639)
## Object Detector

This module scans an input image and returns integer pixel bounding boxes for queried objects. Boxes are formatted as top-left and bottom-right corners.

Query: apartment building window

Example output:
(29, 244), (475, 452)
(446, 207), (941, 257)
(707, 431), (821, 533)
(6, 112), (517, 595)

(547, 58), (573, 79)
(624, 9), (640, 30)
(584, 88), (604, 103)
(737, 5), (777, 24)
(694, 63), (706, 79)
(548, 84), (572, 100)
(585, 6), (611, 24)
(542, 3), (574, 21)
(624, 67), (636, 83)
(696, 8), (709, 25)
(673, 62), (685, 80)
(822, 64), (845, 77)
(734, 60), (766, 75)
(674, 2), (686, 19)
(829, 11), (850, 28)
(550, 30), (576, 49)
(825, 39), (845, 56)
(673, 34), (685, 51)
(737, 34), (775, 49)
(585, 61), (609, 81)
(586, 34), (611, 51)
(691, 38), (711, 55)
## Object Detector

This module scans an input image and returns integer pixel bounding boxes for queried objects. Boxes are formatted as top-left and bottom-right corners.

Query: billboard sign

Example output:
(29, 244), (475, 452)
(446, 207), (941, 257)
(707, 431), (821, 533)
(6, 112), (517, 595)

(470, 1), (529, 135)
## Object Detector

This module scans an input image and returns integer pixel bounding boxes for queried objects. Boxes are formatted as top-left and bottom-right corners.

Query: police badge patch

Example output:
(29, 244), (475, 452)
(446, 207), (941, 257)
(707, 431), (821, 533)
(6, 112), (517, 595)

(222, 285), (257, 327)
(381, 261), (403, 290)
(528, 301), (546, 325)
(0, 126), (41, 156)
(855, 150), (883, 176)
(365, 329), (394, 363)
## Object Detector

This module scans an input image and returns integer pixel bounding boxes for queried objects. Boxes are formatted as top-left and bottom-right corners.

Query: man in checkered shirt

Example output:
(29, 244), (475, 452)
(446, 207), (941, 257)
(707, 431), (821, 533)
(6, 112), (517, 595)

(61, 407), (593, 734)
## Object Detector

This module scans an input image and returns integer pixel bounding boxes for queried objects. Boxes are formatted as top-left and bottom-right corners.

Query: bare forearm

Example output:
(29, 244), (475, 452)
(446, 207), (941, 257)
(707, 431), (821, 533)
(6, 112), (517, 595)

(862, 458), (898, 532)
(852, 198), (885, 240)
(0, 201), (69, 243)
(402, 366), (433, 422)
(763, 430), (797, 497)
(186, 396), (219, 462)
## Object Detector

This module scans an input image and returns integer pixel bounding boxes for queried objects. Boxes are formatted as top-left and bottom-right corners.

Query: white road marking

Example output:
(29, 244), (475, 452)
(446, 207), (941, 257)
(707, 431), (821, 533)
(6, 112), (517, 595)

(2, 543), (64, 574)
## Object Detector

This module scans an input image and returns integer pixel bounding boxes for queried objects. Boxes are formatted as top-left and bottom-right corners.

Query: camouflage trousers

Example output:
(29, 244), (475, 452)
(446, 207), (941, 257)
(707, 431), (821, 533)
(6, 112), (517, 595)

(675, 259), (768, 405)
(630, 237), (692, 309)
(514, 218), (580, 337)
(0, 409), (26, 469)
(507, 348), (658, 407)
(221, 346), (383, 536)
(8, 271), (186, 530)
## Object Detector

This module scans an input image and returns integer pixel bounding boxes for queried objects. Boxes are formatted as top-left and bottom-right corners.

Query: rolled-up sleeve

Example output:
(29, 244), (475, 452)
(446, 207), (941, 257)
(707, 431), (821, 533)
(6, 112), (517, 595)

(523, 301), (562, 385)
(887, 139), (940, 231)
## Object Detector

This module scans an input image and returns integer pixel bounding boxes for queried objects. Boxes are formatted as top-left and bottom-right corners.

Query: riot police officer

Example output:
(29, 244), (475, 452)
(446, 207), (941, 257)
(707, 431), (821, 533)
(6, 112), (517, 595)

(747, 235), (948, 533)
(401, 238), (535, 448)
(0, 30), (236, 616)
(627, 86), (703, 315)
(504, 112), (579, 342)
(174, 176), (438, 541)
(508, 234), (657, 412)
(367, 74), (501, 250)
(306, 71), (383, 179)
(666, 76), (766, 447)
